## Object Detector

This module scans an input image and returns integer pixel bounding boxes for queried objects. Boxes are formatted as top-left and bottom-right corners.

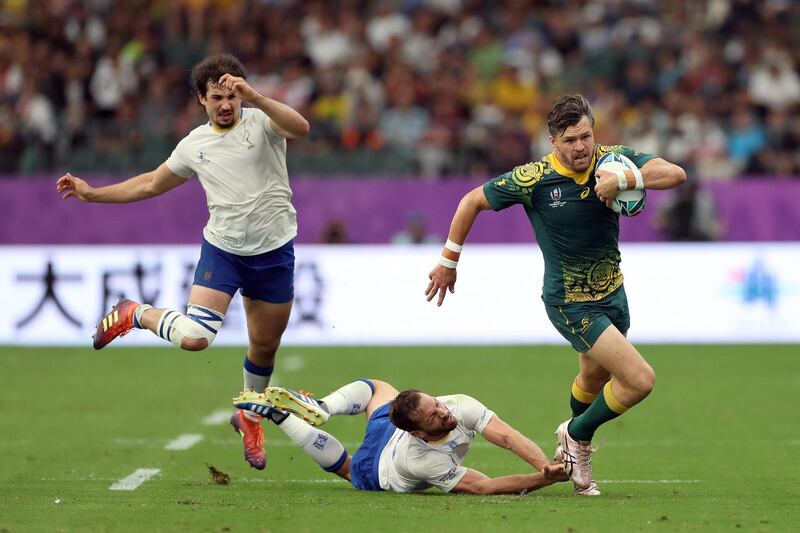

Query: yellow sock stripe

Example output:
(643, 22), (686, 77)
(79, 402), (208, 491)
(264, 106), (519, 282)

(603, 380), (629, 414)
(571, 379), (598, 404)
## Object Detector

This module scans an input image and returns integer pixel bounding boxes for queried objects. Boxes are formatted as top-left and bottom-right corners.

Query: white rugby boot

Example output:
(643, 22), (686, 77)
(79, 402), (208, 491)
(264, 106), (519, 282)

(555, 419), (595, 490)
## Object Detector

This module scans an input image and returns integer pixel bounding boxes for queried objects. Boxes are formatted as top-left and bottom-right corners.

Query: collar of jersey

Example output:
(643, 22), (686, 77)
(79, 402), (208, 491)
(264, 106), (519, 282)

(208, 108), (244, 134)
(548, 151), (596, 185)
(425, 432), (451, 445)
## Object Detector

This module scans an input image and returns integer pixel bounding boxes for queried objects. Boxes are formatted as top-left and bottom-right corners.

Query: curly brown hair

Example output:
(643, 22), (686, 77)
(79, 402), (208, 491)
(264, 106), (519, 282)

(190, 54), (247, 97)
(546, 94), (594, 137)
(388, 389), (423, 432)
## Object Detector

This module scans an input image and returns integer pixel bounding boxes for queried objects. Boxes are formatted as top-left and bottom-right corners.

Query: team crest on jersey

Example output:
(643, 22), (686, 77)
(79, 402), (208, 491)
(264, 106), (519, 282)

(197, 151), (211, 165)
(512, 161), (546, 187)
(549, 187), (566, 208)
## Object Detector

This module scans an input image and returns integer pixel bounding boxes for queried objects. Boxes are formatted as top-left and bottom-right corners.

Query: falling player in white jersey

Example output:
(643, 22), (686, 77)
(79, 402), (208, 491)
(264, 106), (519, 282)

(56, 54), (310, 470)
(233, 379), (570, 495)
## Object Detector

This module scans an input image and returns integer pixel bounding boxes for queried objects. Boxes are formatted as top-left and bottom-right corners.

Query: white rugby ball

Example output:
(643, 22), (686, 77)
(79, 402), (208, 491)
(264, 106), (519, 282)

(595, 152), (646, 217)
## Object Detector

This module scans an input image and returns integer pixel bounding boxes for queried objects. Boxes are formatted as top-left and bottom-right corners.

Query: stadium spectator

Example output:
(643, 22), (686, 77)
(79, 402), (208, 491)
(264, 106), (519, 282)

(653, 181), (723, 241)
(233, 380), (570, 495)
(392, 212), (439, 245)
(0, 0), (798, 178)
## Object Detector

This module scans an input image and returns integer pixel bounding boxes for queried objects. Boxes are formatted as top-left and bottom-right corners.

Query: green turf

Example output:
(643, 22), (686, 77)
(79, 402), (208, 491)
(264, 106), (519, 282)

(0, 345), (798, 532)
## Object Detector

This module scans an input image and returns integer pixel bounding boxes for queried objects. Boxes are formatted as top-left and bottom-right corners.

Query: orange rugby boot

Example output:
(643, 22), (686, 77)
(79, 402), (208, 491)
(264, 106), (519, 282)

(93, 298), (140, 350)
(230, 409), (266, 470)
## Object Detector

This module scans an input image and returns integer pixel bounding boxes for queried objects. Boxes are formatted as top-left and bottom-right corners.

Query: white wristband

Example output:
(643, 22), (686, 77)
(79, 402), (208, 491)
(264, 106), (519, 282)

(445, 239), (463, 253)
(439, 256), (458, 269)
(632, 167), (644, 190)
(616, 170), (628, 191)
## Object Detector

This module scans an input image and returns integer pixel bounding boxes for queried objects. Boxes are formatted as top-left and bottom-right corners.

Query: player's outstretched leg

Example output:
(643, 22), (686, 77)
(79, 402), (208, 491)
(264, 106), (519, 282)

(233, 391), (348, 476)
(93, 298), (148, 350)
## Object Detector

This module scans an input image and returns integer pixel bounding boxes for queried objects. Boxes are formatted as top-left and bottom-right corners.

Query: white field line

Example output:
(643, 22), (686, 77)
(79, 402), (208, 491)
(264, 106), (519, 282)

(164, 434), (204, 450)
(281, 354), (305, 372)
(202, 409), (232, 425)
(109, 468), (161, 491)
(598, 479), (702, 484)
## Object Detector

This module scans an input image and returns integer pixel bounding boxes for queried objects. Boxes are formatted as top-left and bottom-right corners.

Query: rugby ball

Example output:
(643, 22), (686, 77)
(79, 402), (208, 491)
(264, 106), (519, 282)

(595, 152), (646, 217)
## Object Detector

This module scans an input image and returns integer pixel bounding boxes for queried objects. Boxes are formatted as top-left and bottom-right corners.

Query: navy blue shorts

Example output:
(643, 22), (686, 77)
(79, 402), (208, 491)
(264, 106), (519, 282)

(192, 238), (295, 303)
(350, 403), (396, 491)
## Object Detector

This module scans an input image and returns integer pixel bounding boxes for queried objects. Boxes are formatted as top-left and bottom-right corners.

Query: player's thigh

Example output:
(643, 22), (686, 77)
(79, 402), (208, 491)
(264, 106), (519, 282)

(578, 353), (611, 391)
(188, 285), (233, 315)
(584, 325), (652, 387)
(241, 297), (293, 346)
(365, 380), (399, 420)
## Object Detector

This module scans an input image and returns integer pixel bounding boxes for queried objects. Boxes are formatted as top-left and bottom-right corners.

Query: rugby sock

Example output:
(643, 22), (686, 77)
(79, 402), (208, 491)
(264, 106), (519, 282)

(568, 380), (629, 441)
(132, 304), (152, 329)
(274, 414), (348, 472)
(242, 357), (273, 422)
(319, 379), (374, 416)
(570, 378), (598, 418)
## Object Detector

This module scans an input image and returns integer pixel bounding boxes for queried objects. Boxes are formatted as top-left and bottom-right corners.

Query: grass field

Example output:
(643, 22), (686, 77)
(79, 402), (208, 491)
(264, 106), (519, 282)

(0, 344), (798, 532)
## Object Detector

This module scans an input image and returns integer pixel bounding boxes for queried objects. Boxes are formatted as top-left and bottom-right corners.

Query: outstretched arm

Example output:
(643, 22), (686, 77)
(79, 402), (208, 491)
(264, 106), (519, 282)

(56, 162), (189, 203)
(451, 465), (567, 495)
(480, 414), (553, 473)
(425, 186), (491, 306)
(218, 73), (310, 139)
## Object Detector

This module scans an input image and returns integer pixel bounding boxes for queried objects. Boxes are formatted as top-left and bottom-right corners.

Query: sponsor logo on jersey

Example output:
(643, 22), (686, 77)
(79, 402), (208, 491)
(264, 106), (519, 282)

(197, 151), (211, 165)
(549, 187), (566, 208)
(580, 187), (591, 199)
(437, 466), (459, 484)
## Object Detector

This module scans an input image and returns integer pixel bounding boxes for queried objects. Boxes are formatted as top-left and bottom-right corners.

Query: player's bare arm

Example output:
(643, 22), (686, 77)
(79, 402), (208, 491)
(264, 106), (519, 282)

(425, 186), (491, 306)
(451, 465), (567, 495)
(56, 163), (188, 203)
(480, 414), (555, 473)
(595, 158), (686, 204)
(218, 73), (310, 139)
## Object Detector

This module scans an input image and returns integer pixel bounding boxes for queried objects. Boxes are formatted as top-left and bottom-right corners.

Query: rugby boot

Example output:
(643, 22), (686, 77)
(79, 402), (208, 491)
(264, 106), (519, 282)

(230, 409), (266, 470)
(93, 298), (140, 350)
(575, 479), (601, 496)
(234, 387), (329, 427)
(555, 419), (594, 490)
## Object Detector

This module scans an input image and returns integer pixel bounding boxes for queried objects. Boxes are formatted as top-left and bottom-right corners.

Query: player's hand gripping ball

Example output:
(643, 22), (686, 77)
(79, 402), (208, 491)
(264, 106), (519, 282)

(595, 152), (646, 217)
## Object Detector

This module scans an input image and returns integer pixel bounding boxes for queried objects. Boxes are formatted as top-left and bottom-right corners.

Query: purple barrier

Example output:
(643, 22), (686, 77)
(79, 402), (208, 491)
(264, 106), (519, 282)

(1, 177), (799, 244)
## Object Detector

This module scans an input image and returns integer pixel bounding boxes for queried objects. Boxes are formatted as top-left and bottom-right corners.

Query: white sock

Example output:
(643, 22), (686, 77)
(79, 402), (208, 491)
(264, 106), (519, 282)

(320, 380), (374, 416)
(277, 415), (347, 472)
(242, 357), (273, 422)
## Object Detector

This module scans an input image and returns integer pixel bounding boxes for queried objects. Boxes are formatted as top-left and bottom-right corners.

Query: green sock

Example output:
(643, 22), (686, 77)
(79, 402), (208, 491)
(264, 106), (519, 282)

(570, 379), (598, 418)
(568, 381), (628, 441)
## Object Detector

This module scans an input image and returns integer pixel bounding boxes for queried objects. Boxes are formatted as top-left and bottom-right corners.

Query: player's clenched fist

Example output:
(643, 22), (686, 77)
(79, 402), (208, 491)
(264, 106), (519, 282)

(56, 173), (92, 201)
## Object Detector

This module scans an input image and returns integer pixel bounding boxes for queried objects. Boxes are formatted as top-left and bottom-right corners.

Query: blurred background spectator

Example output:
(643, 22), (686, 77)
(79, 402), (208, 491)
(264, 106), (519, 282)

(652, 181), (723, 241)
(0, 0), (799, 182)
(391, 212), (440, 244)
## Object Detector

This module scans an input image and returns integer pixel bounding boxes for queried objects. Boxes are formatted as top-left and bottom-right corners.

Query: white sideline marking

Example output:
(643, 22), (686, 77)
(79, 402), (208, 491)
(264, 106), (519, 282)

(109, 468), (161, 491)
(202, 409), (232, 425)
(165, 434), (204, 450)
(598, 479), (702, 484)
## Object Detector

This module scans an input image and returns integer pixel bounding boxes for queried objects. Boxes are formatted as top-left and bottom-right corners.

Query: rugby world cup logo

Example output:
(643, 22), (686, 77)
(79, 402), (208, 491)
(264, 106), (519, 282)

(549, 187), (566, 208)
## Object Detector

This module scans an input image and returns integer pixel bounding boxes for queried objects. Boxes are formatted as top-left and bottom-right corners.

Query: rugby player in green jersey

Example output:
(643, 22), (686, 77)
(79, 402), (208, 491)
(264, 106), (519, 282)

(425, 94), (686, 495)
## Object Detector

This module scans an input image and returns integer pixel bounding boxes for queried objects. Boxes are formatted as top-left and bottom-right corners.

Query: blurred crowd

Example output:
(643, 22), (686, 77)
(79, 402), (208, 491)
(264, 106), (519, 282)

(2, 0), (800, 179)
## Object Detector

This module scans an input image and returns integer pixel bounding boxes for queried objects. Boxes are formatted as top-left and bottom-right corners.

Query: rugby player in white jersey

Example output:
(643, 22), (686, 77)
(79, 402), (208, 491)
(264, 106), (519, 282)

(56, 54), (310, 470)
(233, 379), (570, 495)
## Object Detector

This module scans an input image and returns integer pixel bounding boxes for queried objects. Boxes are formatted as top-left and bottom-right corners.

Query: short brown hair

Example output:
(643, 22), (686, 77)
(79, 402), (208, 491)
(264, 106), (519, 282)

(190, 54), (247, 97)
(389, 389), (423, 432)
(547, 94), (594, 137)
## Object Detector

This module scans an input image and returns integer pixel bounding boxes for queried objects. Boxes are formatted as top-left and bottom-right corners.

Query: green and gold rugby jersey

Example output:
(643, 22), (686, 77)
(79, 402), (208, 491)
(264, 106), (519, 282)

(483, 144), (655, 305)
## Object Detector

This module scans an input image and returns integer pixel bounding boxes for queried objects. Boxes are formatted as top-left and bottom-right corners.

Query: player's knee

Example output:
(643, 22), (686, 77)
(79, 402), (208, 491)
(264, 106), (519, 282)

(180, 336), (209, 351)
(248, 340), (280, 364)
(631, 364), (656, 399)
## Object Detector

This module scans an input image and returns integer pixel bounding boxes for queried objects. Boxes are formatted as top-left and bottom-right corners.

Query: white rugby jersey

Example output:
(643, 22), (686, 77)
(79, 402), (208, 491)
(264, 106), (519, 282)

(166, 108), (297, 255)
(378, 394), (495, 493)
